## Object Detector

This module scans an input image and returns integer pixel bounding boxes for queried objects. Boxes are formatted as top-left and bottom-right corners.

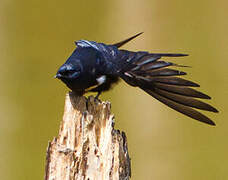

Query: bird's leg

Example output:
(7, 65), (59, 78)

(95, 91), (102, 99)
(86, 99), (89, 110)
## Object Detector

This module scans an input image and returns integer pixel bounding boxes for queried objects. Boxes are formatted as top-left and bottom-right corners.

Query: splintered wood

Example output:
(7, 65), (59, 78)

(45, 93), (131, 180)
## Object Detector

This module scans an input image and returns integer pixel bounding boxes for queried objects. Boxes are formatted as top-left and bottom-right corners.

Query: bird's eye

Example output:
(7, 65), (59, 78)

(60, 70), (73, 76)
(67, 69), (81, 78)
(67, 70), (75, 74)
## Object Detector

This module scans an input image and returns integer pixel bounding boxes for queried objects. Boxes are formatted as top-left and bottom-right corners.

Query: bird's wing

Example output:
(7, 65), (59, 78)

(118, 51), (218, 125)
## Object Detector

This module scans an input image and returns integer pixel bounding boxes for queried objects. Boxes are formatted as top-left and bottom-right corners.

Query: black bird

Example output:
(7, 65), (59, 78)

(55, 33), (218, 125)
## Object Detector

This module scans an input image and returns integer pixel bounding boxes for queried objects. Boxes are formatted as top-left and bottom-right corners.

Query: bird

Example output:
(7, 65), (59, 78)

(55, 32), (218, 126)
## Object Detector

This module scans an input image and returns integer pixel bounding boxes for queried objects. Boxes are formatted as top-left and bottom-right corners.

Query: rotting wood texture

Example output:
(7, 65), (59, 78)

(45, 92), (131, 180)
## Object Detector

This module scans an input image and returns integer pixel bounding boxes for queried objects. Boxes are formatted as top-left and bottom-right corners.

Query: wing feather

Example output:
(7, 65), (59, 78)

(143, 88), (216, 125)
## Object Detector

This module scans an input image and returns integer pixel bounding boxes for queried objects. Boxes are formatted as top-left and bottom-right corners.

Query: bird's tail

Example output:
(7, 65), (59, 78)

(119, 51), (218, 125)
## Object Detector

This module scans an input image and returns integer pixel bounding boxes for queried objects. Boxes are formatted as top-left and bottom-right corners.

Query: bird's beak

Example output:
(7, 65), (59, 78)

(54, 73), (61, 79)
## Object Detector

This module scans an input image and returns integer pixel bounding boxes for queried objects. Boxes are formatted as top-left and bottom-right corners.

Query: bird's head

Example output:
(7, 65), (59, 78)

(55, 63), (81, 80)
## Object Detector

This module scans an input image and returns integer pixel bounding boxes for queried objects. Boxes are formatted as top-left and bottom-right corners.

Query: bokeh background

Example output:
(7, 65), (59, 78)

(0, 0), (227, 179)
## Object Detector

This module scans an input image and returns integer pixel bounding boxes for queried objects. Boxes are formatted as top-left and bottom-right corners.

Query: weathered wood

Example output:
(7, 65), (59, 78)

(45, 92), (131, 180)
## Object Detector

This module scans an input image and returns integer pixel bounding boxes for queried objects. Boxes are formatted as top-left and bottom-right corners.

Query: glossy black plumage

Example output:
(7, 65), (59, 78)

(56, 33), (218, 125)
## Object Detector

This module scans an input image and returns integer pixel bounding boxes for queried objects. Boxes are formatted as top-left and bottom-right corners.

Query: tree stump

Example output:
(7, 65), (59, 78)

(45, 92), (131, 180)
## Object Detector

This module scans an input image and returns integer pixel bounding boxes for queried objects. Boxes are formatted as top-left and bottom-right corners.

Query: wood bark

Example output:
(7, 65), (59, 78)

(45, 92), (131, 180)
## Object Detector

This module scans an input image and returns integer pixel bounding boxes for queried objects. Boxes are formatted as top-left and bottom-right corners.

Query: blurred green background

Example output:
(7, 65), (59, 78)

(0, 0), (227, 179)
